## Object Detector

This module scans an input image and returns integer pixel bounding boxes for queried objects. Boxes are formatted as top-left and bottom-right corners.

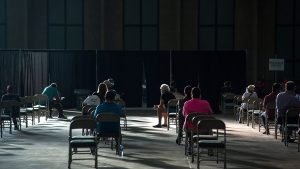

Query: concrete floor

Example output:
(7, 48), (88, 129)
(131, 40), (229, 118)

(0, 109), (300, 169)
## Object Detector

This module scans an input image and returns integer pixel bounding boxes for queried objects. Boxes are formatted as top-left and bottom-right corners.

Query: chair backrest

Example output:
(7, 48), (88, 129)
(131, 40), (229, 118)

(285, 108), (300, 124)
(246, 97), (262, 110)
(96, 112), (120, 123)
(222, 92), (236, 100)
(88, 107), (96, 116)
(70, 117), (97, 130)
(168, 99), (178, 113)
(197, 119), (226, 130)
(82, 105), (96, 116)
(186, 112), (209, 122)
(192, 115), (215, 126)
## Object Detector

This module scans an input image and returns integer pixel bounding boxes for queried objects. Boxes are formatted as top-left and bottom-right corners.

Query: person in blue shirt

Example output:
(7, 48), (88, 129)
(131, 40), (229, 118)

(93, 90), (124, 135)
(42, 83), (66, 119)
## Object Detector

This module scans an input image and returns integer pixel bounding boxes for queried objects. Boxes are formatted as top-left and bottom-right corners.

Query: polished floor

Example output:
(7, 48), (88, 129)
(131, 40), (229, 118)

(0, 109), (300, 169)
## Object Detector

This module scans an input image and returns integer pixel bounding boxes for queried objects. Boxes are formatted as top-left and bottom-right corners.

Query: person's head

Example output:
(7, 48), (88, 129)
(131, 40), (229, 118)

(103, 79), (114, 90)
(105, 90), (116, 102)
(97, 83), (107, 95)
(272, 83), (282, 93)
(247, 85), (255, 93)
(50, 83), (57, 88)
(285, 81), (296, 92)
(191, 87), (201, 99)
(184, 85), (192, 97)
(6, 85), (13, 93)
(170, 81), (177, 92)
(224, 81), (231, 87)
(160, 84), (170, 94)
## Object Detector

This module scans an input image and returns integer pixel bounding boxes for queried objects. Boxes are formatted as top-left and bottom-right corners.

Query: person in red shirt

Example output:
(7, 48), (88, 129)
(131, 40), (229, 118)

(183, 87), (213, 130)
(261, 83), (282, 134)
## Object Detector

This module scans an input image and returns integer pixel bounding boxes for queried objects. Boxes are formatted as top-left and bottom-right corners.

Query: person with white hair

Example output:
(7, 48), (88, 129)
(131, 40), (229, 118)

(238, 84), (258, 123)
(153, 84), (176, 128)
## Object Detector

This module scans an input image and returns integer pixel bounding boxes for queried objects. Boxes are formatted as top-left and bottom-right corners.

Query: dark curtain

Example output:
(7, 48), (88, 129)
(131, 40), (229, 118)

(49, 50), (96, 108)
(0, 51), (22, 96)
(20, 51), (48, 96)
(143, 51), (170, 107)
(98, 51), (143, 107)
(172, 51), (246, 112)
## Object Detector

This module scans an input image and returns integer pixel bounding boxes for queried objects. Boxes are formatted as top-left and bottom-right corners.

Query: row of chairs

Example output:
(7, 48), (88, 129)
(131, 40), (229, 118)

(184, 113), (226, 169)
(228, 93), (300, 152)
(0, 94), (49, 138)
(68, 113), (123, 169)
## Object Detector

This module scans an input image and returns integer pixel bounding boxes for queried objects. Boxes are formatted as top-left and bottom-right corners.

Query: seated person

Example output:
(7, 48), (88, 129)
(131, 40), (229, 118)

(42, 83), (66, 119)
(238, 85), (258, 123)
(1, 85), (21, 130)
(82, 92), (101, 107)
(153, 84), (176, 128)
(183, 87), (213, 153)
(261, 83), (281, 134)
(93, 91), (124, 145)
(276, 81), (300, 142)
(176, 85), (192, 145)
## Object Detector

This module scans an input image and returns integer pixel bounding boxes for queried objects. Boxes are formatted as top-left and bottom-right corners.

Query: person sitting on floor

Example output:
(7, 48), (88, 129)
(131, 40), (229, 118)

(153, 84), (176, 128)
(1, 85), (21, 130)
(261, 83), (281, 134)
(176, 85), (192, 145)
(42, 83), (66, 119)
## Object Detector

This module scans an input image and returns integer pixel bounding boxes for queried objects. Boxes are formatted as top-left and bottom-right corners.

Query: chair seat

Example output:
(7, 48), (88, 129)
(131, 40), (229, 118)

(72, 136), (95, 140)
(252, 110), (261, 115)
(0, 115), (11, 120)
(169, 112), (177, 117)
(198, 140), (225, 148)
(34, 105), (47, 109)
(70, 139), (97, 147)
(286, 124), (298, 129)
(193, 135), (218, 141)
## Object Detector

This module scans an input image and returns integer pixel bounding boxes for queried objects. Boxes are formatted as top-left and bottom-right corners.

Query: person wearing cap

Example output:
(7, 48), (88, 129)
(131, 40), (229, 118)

(93, 90), (124, 134)
(42, 83), (66, 119)
(1, 85), (21, 130)
(238, 84), (258, 123)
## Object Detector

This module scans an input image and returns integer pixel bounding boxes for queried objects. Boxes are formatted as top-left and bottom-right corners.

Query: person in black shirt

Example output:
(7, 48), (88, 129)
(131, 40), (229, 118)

(153, 84), (175, 128)
(1, 85), (20, 130)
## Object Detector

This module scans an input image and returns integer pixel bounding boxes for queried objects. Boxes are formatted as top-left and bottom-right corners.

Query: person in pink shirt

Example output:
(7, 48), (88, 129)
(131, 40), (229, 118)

(183, 87), (213, 130)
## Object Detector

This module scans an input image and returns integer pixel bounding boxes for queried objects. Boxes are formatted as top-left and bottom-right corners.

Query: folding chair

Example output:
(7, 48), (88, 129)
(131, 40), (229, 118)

(167, 99), (178, 131)
(34, 94), (50, 121)
(68, 116), (98, 169)
(283, 108), (300, 147)
(0, 101), (13, 137)
(233, 95), (242, 121)
(196, 119), (226, 169)
(184, 112), (209, 156)
(245, 98), (262, 126)
(221, 92), (236, 112)
(191, 115), (217, 163)
(251, 98), (262, 129)
(259, 102), (276, 134)
(96, 112), (122, 155)
(115, 99), (128, 130)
